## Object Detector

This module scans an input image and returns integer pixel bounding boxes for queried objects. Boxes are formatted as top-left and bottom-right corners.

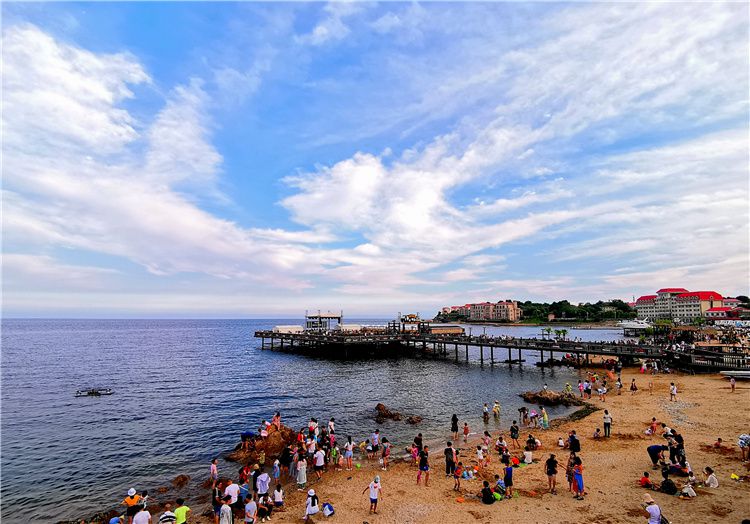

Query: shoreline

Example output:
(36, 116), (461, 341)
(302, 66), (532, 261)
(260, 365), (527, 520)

(71, 367), (750, 523)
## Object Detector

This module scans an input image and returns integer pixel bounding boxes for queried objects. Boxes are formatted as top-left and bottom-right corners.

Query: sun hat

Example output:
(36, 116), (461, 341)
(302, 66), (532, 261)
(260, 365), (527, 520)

(253, 463), (260, 470)
(643, 493), (655, 504)
(308, 489), (315, 496)
(127, 488), (136, 497)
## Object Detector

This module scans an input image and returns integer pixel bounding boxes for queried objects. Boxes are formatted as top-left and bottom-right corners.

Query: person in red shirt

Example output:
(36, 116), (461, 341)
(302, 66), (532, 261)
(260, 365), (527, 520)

(639, 471), (653, 488)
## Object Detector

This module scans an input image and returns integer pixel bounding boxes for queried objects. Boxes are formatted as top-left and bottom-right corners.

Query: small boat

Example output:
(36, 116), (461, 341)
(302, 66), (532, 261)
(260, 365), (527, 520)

(75, 388), (114, 397)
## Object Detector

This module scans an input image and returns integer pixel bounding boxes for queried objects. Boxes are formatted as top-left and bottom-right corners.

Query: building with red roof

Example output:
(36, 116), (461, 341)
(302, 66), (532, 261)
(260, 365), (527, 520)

(635, 288), (724, 321)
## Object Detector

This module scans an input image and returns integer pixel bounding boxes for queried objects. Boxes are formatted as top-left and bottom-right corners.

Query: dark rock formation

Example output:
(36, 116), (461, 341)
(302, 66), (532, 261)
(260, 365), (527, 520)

(519, 390), (586, 406)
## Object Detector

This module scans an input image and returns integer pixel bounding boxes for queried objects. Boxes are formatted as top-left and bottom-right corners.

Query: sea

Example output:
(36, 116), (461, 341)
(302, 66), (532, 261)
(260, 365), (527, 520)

(0, 319), (626, 522)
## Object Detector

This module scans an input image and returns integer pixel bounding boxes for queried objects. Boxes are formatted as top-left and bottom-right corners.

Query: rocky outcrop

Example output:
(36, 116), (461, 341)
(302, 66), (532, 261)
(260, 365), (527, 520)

(406, 415), (423, 424)
(171, 474), (190, 488)
(375, 403), (403, 423)
(520, 390), (586, 406)
(226, 424), (297, 464)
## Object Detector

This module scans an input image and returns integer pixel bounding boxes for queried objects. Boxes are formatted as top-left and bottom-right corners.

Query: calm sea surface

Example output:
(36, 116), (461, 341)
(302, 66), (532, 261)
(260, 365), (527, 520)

(1, 319), (625, 522)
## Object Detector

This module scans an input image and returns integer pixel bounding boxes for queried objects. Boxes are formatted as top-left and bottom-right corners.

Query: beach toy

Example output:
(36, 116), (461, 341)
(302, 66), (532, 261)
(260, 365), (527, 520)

(493, 492), (502, 500)
(355, 463), (361, 469)
(730, 473), (740, 480)
(456, 497), (465, 503)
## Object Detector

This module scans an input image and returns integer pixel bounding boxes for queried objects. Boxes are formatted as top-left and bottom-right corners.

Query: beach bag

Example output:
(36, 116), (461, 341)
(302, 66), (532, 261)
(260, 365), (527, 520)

(658, 509), (670, 524)
(322, 502), (334, 517)
(492, 492), (502, 500)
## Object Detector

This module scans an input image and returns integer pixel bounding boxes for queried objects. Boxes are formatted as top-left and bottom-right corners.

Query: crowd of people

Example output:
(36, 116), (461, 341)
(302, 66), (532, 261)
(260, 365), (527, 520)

(107, 358), (746, 524)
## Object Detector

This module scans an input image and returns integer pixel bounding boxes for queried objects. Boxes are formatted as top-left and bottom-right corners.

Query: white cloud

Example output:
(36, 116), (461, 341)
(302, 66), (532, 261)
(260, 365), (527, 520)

(296, 2), (367, 46)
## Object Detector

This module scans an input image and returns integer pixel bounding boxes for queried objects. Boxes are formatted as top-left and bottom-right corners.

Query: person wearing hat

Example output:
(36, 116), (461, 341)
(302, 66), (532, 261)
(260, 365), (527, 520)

(122, 489), (143, 524)
(362, 475), (383, 514)
(642, 493), (661, 524)
(303, 489), (319, 521)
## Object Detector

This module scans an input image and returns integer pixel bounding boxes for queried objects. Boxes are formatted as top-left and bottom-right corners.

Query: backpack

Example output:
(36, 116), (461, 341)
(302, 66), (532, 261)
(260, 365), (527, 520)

(570, 436), (581, 453)
(322, 502), (334, 517)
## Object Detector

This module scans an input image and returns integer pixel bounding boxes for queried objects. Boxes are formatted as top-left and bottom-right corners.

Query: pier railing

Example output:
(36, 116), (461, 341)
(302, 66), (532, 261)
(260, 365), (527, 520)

(254, 330), (750, 372)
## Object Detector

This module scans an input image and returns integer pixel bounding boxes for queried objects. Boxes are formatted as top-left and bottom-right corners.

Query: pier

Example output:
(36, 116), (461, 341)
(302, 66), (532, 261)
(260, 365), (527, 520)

(255, 330), (750, 372)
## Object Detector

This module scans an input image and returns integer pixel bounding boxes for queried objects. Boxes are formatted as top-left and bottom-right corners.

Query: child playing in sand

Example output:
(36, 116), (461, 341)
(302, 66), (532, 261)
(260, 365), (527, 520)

(453, 462), (464, 491)
(639, 471), (652, 488)
(476, 446), (486, 468)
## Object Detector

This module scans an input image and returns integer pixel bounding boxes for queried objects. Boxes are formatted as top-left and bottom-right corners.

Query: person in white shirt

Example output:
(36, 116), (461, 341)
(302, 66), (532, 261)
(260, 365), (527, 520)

(642, 494), (661, 524)
(313, 448), (326, 479)
(224, 479), (240, 504)
(704, 466), (719, 488)
(256, 469), (271, 497)
(362, 475), (383, 514)
(156, 503), (176, 524)
(132, 508), (151, 524)
(669, 383), (678, 402)
(272, 484), (284, 508)
(303, 489), (319, 521)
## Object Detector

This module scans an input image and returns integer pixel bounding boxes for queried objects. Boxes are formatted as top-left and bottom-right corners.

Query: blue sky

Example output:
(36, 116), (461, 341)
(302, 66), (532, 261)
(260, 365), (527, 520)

(2, 1), (749, 317)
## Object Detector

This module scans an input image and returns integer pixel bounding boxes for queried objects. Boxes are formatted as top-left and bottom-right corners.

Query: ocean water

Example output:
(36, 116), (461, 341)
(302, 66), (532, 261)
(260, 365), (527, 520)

(0, 319), (624, 522)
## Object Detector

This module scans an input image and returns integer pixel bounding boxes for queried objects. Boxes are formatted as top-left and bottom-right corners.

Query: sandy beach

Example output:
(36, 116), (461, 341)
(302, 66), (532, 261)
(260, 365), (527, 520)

(187, 368), (749, 524)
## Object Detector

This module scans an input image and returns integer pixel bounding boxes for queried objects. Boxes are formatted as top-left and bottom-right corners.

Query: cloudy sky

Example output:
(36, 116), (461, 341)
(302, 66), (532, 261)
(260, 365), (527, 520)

(2, 2), (748, 318)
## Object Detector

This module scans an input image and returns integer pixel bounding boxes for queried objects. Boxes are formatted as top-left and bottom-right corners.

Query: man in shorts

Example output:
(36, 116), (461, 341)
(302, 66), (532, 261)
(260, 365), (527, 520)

(313, 447), (326, 480)
(362, 475), (383, 514)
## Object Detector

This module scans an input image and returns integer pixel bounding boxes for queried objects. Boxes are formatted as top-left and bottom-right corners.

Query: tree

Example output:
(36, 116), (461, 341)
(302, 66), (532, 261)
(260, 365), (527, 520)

(560, 329), (568, 341)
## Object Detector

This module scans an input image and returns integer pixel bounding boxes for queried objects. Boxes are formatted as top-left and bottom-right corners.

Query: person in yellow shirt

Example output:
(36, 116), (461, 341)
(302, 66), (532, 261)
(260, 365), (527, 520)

(174, 498), (190, 524)
(122, 488), (142, 524)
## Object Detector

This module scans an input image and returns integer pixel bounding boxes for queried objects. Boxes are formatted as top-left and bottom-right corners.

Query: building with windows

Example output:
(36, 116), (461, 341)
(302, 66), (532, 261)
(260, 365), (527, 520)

(442, 300), (521, 321)
(635, 288), (723, 320)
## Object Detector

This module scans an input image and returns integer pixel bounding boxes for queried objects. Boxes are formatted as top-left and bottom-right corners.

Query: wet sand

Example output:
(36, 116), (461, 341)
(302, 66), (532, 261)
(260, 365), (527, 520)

(192, 369), (750, 523)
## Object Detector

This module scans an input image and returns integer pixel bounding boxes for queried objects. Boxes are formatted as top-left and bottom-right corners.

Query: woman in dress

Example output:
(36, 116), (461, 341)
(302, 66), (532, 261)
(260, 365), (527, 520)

(572, 456), (585, 500)
(296, 451), (308, 490)
(451, 414), (459, 441)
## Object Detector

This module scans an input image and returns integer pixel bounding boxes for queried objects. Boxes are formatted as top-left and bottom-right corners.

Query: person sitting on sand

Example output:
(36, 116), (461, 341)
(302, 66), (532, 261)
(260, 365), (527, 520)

(480, 480), (496, 504)
(639, 471), (653, 488)
(679, 472), (698, 499)
(703, 466), (719, 488)
(713, 437), (724, 448)
(526, 434), (537, 450)
(593, 428), (602, 439)
(303, 489), (319, 521)
(558, 436), (566, 448)
(493, 473), (505, 494)
(657, 469), (678, 495)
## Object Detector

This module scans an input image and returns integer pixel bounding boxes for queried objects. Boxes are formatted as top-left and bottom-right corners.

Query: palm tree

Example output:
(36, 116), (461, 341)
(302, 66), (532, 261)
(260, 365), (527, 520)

(553, 329), (562, 340)
(560, 329), (568, 341)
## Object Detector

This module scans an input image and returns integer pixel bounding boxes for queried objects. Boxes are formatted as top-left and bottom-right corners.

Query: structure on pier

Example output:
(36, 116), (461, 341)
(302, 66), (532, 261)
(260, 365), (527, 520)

(256, 313), (750, 372)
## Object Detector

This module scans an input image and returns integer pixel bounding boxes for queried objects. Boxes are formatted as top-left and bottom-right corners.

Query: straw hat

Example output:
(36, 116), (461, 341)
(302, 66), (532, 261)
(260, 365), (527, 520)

(643, 493), (655, 504)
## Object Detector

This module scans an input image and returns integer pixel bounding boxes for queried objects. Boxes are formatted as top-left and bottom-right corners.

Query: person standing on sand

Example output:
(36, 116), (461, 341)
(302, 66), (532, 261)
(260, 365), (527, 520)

(630, 378), (638, 395)
(362, 475), (383, 514)
(603, 410), (613, 438)
(503, 462), (513, 497)
(344, 436), (354, 470)
(545, 454), (558, 494)
(510, 421), (520, 449)
(730, 377), (736, 393)
(669, 382), (678, 402)
(313, 446), (325, 480)
(417, 445), (430, 486)
(572, 456), (585, 500)
(451, 414), (459, 440)
(296, 452), (308, 490)
(444, 441), (457, 477)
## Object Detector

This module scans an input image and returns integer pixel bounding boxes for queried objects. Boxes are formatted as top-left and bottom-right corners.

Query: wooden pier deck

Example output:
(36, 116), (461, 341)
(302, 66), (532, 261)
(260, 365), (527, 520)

(254, 330), (750, 372)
